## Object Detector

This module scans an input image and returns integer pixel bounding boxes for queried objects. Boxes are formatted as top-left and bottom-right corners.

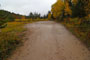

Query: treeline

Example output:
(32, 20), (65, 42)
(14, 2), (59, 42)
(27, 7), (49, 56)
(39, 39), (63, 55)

(0, 9), (49, 28)
(0, 10), (24, 28)
(51, 0), (90, 20)
(0, 10), (23, 21)
(50, 0), (90, 47)
(26, 12), (48, 19)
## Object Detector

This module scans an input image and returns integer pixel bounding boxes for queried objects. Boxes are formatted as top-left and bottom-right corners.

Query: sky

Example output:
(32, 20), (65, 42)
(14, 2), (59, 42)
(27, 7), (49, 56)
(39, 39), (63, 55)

(0, 0), (56, 16)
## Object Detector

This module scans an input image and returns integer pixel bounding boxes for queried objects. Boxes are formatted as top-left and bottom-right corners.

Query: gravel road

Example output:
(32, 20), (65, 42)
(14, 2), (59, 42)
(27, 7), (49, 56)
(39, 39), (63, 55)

(8, 21), (90, 60)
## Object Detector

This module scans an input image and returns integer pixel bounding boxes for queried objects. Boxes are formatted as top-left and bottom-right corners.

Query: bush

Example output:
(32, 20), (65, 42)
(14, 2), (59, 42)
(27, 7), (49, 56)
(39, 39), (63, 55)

(63, 17), (90, 48)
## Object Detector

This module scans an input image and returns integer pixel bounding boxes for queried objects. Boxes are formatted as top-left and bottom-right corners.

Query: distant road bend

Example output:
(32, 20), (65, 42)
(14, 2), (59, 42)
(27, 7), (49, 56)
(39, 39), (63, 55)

(8, 21), (90, 60)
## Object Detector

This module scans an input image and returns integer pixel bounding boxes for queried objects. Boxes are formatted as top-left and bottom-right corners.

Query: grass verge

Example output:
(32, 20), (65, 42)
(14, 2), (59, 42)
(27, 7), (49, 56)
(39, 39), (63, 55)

(0, 22), (26, 60)
(61, 18), (90, 49)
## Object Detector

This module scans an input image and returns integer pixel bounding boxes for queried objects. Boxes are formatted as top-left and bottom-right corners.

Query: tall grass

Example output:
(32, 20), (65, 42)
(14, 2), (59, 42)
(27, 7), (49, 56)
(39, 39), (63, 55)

(0, 22), (26, 60)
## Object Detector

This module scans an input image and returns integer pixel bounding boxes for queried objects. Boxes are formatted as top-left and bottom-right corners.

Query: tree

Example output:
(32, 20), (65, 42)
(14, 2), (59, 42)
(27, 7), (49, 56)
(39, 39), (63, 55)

(0, 5), (7, 29)
(6, 14), (15, 22)
(64, 0), (72, 17)
(71, 0), (86, 18)
(82, 0), (90, 16)
(28, 12), (41, 19)
(29, 12), (34, 18)
(51, 0), (65, 20)
(48, 11), (51, 20)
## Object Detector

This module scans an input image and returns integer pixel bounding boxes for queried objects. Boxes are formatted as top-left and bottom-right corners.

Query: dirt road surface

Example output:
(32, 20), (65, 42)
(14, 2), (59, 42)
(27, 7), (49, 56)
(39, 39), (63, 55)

(8, 21), (90, 60)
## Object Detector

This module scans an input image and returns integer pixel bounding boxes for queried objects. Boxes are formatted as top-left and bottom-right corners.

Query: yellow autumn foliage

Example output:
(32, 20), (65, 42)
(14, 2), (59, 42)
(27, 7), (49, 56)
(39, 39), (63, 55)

(48, 12), (51, 20)
(72, 0), (78, 5)
(51, 0), (64, 18)
(64, 2), (72, 16)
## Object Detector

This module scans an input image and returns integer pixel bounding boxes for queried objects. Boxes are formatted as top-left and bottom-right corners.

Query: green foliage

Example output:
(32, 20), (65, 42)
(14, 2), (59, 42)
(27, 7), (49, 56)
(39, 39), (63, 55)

(71, 0), (86, 18)
(0, 10), (24, 29)
(6, 14), (15, 22)
(0, 20), (7, 28)
(28, 12), (41, 19)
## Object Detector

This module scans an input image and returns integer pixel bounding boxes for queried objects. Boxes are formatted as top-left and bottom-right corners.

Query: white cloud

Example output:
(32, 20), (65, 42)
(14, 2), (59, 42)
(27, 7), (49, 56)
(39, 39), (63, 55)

(0, 0), (56, 15)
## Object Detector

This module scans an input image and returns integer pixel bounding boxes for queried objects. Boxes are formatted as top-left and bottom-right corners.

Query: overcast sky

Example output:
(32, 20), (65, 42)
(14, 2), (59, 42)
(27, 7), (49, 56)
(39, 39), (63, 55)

(0, 0), (56, 16)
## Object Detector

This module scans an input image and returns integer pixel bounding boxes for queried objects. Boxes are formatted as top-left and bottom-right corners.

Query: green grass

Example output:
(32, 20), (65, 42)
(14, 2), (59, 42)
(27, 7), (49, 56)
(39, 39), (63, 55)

(0, 22), (26, 60)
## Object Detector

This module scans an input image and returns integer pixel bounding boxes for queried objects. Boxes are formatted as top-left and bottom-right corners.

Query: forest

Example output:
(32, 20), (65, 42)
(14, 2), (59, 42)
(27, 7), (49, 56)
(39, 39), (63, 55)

(50, 0), (90, 48)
